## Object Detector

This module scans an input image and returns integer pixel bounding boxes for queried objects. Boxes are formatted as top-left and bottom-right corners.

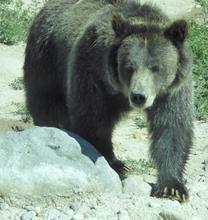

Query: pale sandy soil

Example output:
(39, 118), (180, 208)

(0, 0), (207, 219)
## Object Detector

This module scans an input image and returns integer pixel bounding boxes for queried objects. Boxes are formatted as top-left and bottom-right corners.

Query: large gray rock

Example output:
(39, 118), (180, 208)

(0, 127), (122, 198)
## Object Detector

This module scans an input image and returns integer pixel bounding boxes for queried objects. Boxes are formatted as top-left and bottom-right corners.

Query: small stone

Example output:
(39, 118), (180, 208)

(117, 210), (130, 220)
(84, 207), (96, 218)
(23, 205), (35, 212)
(122, 175), (151, 195)
(72, 213), (84, 220)
(20, 211), (36, 220)
(148, 201), (162, 209)
(34, 207), (41, 216)
(59, 213), (70, 220)
(69, 202), (80, 212)
(196, 191), (208, 200)
(46, 209), (60, 220)
(159, 212), (182, 220)
(66, 209), (74, 217)
(0, 203), (9, 210)
(191, 217), (205, 220)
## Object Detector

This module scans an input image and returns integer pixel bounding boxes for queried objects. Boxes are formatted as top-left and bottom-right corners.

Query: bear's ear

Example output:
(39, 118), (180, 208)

(164, 20), (188, 47)
(112, 13), (128, 36)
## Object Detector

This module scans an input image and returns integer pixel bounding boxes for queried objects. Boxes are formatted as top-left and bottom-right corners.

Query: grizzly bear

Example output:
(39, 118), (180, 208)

(24, 0), (194, 202)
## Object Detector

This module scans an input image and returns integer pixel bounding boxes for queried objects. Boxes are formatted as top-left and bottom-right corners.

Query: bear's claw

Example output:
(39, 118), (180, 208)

(110, 159), (129, 175)
(151, 178), (188, 202)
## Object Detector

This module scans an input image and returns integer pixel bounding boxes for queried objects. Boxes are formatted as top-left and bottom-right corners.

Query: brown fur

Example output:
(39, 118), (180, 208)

(24, 0), (193, 202)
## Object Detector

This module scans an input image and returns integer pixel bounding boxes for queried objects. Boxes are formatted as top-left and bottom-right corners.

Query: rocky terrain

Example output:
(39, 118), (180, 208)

(0, 0), (207, 219)
(0, 118), (207, 220)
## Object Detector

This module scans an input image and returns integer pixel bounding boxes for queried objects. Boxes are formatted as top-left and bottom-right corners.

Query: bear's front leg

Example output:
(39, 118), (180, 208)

(146, 85), (194, 202)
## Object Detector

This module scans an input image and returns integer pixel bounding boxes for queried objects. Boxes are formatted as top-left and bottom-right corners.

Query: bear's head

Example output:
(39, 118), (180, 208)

(110, 13), (190, 109)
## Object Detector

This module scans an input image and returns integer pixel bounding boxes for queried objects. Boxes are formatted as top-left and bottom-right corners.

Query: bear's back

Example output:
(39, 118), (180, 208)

(29, 0), (169, 56)
(29, 0), (112, 55)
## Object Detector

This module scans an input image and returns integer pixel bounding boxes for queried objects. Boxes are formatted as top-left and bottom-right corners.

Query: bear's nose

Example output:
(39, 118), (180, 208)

(130, 92), (147, 106)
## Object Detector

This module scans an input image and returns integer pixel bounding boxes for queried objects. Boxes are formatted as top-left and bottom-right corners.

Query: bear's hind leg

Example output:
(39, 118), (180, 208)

(24, 37), (69, 128)
(28, 91), (68, 128)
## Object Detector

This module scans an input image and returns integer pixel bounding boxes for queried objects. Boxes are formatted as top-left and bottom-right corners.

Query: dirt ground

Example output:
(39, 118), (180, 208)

(0, 0), (207, 219)
(0, 0), (204, 134)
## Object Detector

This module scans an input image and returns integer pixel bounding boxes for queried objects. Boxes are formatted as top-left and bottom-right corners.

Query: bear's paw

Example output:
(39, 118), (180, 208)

(151, 178), (189, 202)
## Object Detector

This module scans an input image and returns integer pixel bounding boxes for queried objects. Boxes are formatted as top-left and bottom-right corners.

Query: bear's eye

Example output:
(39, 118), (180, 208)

(126, 66), (134, 74)
(150, 65), (160, 73)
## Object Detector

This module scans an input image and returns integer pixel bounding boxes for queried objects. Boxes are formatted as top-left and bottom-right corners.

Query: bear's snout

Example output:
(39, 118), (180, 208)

(130, 92), (147, 107)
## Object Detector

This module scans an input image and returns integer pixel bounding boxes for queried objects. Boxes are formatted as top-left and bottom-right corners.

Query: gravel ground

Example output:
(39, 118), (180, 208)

(0, 0), (207, 219)
(0, 115), (207, 220)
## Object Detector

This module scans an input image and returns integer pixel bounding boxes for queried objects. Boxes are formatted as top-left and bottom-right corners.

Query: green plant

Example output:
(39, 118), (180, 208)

(0, 0), (29, 44)
(0, 0), (43, 45)
(196, 0), (208, 8)
(0, 0), (12, 4)
(189, 22), (208, 120)
(196, 0), (208, 23)
(9, 77), (24, 90)
(12, 102), (32, 123)
(124, 158), (155, 175)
